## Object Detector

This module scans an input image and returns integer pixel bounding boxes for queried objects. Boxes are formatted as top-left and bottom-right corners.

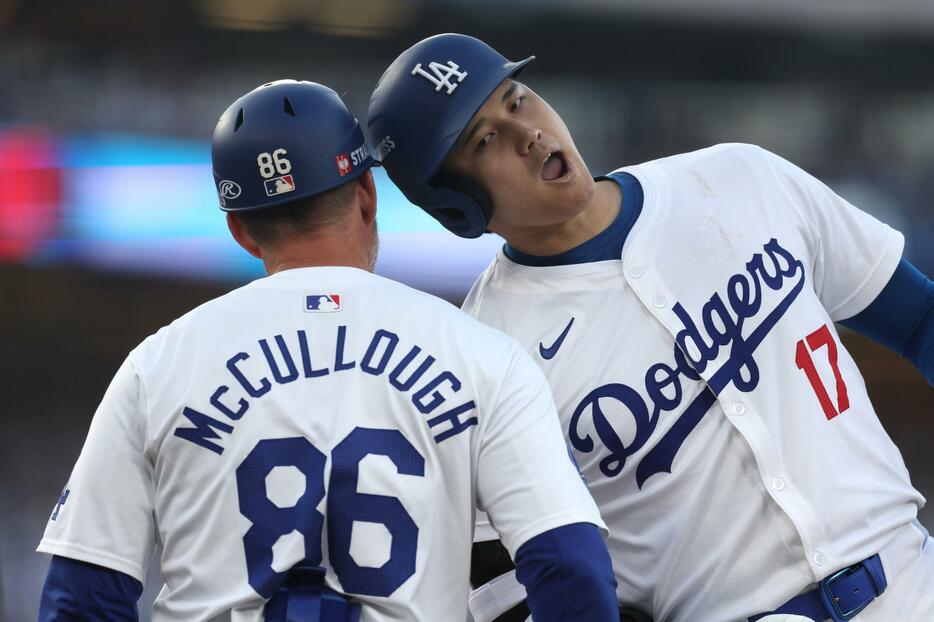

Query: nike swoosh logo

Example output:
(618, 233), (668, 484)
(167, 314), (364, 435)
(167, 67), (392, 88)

(539, 317), (575, 360)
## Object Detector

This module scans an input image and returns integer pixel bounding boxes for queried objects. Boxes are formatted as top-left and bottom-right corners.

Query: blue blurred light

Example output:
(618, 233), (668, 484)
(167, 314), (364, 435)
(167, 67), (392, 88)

(61, 133), (210, 167)
(39, 131), (492, 297)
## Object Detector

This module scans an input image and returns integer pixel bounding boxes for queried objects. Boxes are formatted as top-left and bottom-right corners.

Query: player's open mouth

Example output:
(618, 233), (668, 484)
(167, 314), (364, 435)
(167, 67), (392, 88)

(541, 151), (570, 182)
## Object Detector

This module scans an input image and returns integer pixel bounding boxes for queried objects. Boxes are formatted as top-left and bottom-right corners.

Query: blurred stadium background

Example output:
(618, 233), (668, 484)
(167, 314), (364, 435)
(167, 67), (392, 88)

(2, 1), (933, 619)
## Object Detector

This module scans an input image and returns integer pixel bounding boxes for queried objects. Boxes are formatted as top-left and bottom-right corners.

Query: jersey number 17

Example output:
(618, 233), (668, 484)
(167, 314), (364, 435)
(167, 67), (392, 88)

(795, 323), (850, 420)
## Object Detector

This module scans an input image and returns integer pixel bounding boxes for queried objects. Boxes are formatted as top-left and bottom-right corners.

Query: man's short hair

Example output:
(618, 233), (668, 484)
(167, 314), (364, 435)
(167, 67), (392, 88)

(236, 179), (358, 248)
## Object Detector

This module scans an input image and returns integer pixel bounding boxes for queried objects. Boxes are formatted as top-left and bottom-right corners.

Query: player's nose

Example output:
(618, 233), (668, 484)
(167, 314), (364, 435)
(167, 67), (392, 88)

(516, 125), (543, 157)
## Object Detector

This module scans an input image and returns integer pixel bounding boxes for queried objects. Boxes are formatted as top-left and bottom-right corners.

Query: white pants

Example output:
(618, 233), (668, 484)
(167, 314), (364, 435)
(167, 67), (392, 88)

(857, 536), (934, 621)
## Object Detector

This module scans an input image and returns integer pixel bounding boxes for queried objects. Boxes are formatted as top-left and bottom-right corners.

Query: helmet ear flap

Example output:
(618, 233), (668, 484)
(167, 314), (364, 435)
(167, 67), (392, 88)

(429, 169), (493, 235)
(424, 190), (488, 238)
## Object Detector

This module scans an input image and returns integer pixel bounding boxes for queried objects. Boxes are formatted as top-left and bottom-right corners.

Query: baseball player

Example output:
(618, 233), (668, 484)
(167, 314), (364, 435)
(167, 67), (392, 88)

(367, 34), (934, 622)
(35, 80), (620, 622)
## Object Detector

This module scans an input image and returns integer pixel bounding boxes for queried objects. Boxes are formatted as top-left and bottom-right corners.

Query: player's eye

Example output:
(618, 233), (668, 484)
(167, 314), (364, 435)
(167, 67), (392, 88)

(477, 133), (494, 151)
(510, 96), (524, 112)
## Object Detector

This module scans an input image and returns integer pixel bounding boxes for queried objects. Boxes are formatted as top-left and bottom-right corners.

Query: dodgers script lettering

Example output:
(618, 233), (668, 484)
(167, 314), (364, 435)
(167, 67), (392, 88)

(569, 238), (806, 488)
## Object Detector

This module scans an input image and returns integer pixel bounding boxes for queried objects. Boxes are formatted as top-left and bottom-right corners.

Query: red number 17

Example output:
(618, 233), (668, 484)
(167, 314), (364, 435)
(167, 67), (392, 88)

(794, 324), (850, 420)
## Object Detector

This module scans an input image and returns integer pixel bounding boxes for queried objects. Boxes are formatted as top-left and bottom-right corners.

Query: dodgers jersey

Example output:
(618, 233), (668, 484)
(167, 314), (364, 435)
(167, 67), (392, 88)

(37, 266), (603, 621)
(463, 144), (926, 621)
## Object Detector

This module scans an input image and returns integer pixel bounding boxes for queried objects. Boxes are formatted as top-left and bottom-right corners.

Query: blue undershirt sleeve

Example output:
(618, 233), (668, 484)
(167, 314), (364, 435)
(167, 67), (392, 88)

(840, 258), (934, 386)
(38, 555), (142, 622)
(514, 522), (618, 622)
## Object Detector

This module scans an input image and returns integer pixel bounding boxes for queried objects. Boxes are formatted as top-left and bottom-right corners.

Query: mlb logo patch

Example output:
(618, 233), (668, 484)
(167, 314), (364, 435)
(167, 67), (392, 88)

(335, 153), (353, 176)
(305, 294), (341, 313)
(265, 174), (295, 197)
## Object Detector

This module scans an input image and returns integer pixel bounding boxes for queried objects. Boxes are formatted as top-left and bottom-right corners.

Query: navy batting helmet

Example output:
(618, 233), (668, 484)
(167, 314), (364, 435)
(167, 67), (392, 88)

(366, 34), (534, 238)
(212, 80), (374, 212)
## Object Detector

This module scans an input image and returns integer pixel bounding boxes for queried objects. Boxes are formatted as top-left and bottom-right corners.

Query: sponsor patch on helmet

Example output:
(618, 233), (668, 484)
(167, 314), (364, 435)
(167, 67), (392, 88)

(350, 145), (369, 167)
(305, 293), (341, 313)
(335, 153), (353, 177)
(218, 180), (241, 206)
(264, 174), (295, 197)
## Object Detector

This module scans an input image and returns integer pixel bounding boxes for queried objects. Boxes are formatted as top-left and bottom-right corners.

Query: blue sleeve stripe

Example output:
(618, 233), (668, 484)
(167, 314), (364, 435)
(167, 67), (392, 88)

(38, 555), (143, 622)
(514, 522), (619, 621)
(840, 257), (934, 385)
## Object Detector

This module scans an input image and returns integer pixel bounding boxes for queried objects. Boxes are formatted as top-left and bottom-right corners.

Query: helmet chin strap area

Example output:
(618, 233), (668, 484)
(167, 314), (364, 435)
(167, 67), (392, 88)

(430, 168), (494, 232)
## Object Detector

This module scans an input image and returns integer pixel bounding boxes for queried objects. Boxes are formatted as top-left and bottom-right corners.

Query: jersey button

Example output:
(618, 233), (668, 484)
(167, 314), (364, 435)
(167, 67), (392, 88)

(730, 402), (746, 416)
(771, 477), (786, 492)
(813, 551), (826, 566)
(628, 266), (644, 279)
(651, 295), (667, 309)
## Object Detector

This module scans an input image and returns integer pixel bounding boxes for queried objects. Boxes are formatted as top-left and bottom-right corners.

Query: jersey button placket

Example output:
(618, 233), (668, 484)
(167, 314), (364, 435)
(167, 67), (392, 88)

(651, 295), (667, 309)
(770, 477), (786, 492)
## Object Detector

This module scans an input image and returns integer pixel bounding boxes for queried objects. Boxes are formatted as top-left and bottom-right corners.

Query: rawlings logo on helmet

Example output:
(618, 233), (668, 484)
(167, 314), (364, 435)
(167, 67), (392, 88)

(218, 180), (241, 206)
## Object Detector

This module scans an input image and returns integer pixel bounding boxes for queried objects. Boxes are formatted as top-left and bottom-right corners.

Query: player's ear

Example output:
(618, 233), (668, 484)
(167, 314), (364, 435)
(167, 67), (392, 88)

(226, 212), (263, 259)
(355, 169), (377, 226)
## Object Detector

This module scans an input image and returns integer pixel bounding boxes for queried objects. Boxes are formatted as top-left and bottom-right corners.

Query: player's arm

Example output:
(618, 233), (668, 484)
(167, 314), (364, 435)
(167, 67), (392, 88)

(39, 556), (142, 621)
(475, 346), (618, 622)
(840, 257), (934, 385)
(515, 522), (619, 620)
(36, 353), (157, 618)
(470, 537), (654, 622)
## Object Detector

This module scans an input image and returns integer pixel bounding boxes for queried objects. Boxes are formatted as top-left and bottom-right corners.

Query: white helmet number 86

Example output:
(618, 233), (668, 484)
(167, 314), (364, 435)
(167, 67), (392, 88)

(257, 148), (292, 179)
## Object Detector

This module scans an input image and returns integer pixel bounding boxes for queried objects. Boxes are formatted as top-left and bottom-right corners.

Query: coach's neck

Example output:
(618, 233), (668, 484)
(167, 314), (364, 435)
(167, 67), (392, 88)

(226, 174), (379, 275)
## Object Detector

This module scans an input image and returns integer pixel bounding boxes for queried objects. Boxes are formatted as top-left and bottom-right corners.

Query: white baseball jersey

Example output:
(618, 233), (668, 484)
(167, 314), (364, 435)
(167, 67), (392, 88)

(37, 266), (604, 621)
(463, 144), (926, 621)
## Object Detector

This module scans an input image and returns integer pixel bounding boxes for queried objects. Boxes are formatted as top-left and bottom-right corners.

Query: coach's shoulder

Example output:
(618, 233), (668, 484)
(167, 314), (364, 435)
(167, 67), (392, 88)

(130, 283), (257, 365)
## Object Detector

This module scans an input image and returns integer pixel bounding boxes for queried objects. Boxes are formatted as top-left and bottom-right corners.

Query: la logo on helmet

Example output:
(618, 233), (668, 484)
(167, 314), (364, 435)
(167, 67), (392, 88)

(411, 60), (468, 95)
